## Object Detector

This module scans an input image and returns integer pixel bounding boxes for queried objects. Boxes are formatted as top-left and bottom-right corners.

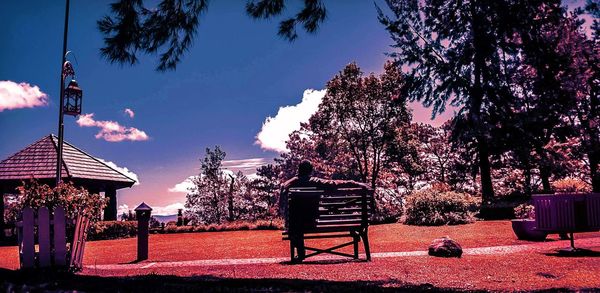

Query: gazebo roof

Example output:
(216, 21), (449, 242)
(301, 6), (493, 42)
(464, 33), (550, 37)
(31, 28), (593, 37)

(0, 134), (136, 187)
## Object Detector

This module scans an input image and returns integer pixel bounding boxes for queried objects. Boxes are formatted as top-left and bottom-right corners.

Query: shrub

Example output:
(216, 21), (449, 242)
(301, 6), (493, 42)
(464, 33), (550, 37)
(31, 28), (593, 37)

(402, 188), (479, 226)
(8, 179), (108, 223)
(255, 219), (284, 230)
(513, 204), (535, 219)
(552, 177), (591, 193)
(88, 221), (137, 240)
(164, 223), (178, 233)
(175, 226), (194, 233)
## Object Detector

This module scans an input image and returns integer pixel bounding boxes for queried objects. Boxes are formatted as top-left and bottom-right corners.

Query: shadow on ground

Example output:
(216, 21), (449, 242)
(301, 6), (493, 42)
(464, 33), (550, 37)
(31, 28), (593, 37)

(543, 248), (600, 258)
(0, 268), (597, 293)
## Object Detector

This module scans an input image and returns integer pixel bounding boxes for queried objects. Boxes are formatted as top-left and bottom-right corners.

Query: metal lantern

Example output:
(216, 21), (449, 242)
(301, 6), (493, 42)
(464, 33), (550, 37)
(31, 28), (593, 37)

(63, 79), (82, 116)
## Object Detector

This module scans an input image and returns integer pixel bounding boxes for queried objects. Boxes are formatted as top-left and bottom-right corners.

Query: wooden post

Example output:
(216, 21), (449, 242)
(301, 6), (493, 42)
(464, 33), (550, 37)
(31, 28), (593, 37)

(135, 203), (152, 261)
(20, 207), (35, 269)
(103, 187), (117, 221)
(53, 207), (67, 266)
(38, 207), (51, 267)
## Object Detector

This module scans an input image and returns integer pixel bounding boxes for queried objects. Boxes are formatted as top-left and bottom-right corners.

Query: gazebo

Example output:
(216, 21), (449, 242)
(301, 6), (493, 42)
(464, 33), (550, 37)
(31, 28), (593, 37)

(0, 134), (136, 233)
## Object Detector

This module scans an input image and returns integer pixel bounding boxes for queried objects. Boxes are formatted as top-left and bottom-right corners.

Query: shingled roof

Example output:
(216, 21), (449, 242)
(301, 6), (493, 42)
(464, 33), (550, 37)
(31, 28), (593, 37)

(0, 134), (136, 186)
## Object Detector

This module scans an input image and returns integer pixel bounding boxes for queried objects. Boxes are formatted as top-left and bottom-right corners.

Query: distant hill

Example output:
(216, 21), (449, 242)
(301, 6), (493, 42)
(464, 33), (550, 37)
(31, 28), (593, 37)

(153, 214), (178, 223)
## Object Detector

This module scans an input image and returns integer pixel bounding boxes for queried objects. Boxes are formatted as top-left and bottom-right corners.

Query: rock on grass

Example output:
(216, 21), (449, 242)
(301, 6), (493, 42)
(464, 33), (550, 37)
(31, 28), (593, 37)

(428, 237), (463, 258)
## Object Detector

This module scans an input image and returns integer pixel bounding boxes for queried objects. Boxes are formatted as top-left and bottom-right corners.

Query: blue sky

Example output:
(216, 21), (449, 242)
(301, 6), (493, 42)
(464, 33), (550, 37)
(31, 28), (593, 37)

(1, 0), (586, 215)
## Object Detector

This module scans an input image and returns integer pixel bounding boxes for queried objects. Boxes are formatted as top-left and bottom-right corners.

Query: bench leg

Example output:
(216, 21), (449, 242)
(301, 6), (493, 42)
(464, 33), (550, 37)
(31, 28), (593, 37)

(360, 230), (371, 261)
(290, 234), (305, 263)
(352, 231), (359, 259)
(290, 239), (295, 262)
(569, 232), (575, 250)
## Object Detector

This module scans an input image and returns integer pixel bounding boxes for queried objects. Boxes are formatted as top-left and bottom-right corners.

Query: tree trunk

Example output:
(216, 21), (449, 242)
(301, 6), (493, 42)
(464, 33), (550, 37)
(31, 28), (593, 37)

(477, 137), (495, 202)
(524, 166), (532, 196)
(228, 175), (235, 222)
(589, 151), (600, 193)
(470, 1), (495, 204)
(540, 171), (552, 193)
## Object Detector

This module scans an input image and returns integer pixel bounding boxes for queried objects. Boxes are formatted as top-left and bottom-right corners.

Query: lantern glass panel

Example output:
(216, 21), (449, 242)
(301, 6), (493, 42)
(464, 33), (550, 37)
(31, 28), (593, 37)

(63, 80), (82, 116)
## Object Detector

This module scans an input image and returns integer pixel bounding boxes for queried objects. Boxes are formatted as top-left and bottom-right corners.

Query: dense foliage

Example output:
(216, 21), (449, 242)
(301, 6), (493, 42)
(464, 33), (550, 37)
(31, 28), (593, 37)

(8, 180), (107, 223)
(379, 0), (599, 199)
(178, 1), (598, 225)
(403, 187), (480, 226)
(88, 221), (137, 240)
(185, 147), (281, 224)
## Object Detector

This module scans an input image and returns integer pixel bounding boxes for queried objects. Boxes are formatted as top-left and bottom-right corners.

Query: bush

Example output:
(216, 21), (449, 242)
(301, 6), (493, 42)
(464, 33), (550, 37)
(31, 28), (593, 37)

(513, 204), (535, 219)
(88, 221), (137, 240)
(7, 180), (108, 225)
(402, 188), (479, 226)
(552, 177), (591, 193)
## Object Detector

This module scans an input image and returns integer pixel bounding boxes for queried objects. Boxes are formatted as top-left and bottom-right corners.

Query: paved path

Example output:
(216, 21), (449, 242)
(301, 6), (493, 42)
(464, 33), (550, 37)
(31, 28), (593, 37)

(85, 236), (600, 271)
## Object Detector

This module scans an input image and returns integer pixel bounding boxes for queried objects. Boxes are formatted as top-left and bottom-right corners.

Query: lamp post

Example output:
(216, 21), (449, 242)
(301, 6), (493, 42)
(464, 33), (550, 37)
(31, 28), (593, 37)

(56, 0), (83, 185)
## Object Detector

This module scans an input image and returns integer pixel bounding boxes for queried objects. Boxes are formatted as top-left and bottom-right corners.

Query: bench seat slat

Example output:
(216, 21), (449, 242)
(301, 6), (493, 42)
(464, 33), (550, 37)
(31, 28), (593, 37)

(318, 214), (362, 220)
(318, 206), (369, 210)
(317, 219), (363, 225)
(320, 196), (371, 200)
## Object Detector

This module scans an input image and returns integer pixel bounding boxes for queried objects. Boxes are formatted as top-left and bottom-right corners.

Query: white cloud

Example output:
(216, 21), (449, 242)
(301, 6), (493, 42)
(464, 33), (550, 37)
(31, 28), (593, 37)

(96, 158), (140, 185)
(246, 173), (259, 181)
(255, 89), (325, 153)
(151, 202), (185, 216)
(222, 158), (267, 173)
(0, 80), (48, 112)
(124, 108), (135, 118)
(118, 202), (185, 216)
(169, 167), (263, 194)
(118, 204), (130, 216)
(76, 113), (149, 142)
(168, 176), (197, 193)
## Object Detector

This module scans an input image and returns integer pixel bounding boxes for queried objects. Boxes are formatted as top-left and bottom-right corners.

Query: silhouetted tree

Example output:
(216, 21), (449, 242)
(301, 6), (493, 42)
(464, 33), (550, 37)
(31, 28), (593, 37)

(308, 61), (410, 189)
(98, 0), (327, 71)
(252, 164), (281, 217)
(185, 146), (229, 224)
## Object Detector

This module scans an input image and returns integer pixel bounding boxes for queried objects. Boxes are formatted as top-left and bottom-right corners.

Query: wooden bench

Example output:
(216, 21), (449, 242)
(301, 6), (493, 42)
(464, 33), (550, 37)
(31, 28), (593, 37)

(283, 187), (374, 262)
(533, 193), (600, 251)
(17, 206), (91, 271)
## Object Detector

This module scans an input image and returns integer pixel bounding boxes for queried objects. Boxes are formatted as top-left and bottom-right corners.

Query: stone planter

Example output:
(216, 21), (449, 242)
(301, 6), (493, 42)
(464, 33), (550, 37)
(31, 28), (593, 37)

(511, 219), (547, 241)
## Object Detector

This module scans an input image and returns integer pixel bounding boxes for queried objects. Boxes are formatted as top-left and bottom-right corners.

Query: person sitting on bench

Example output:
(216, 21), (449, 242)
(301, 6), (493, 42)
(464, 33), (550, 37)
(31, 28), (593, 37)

(279, 160), (371, 261)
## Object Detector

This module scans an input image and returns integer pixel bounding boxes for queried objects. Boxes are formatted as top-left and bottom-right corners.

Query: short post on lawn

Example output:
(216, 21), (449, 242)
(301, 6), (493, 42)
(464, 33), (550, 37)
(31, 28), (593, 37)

(134, 202), (152, 261)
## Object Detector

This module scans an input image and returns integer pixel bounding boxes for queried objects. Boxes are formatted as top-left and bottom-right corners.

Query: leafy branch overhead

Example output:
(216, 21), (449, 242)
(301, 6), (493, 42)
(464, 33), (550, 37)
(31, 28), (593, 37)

(98, 0), (327, 71)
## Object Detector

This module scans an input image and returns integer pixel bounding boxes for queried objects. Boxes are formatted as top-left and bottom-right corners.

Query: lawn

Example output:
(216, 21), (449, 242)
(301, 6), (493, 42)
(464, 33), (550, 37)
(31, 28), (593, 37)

(1, 221), (599, 291)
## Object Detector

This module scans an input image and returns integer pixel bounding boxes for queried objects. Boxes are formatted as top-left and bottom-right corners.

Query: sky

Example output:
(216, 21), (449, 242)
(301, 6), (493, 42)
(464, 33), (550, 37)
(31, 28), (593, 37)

(0, 1), (588, 215)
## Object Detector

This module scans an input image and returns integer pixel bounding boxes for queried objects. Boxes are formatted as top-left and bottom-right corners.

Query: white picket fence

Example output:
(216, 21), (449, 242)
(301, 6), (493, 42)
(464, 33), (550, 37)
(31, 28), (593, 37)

(17, 206), (68, 269)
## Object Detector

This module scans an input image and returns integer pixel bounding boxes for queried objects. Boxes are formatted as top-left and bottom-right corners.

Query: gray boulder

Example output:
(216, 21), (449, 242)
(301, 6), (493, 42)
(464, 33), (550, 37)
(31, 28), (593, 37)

(428, 237), (463, 258)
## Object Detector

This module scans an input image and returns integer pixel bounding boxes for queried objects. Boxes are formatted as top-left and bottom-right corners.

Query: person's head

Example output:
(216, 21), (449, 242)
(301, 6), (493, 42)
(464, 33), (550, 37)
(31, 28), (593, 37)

(297, 160), (313, 178)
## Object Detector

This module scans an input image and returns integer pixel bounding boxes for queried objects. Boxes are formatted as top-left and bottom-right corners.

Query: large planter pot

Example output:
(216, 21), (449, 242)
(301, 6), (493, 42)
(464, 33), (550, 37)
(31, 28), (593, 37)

(511, 219), (547, 241)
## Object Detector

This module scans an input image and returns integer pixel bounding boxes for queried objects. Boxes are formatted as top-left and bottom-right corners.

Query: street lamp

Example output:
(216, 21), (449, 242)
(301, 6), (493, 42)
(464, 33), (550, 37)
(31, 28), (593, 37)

(55, 0), (79, 186)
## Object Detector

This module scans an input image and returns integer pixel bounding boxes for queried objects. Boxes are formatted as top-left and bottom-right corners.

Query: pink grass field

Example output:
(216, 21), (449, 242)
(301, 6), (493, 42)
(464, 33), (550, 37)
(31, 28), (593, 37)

(1, 221), (599, 291)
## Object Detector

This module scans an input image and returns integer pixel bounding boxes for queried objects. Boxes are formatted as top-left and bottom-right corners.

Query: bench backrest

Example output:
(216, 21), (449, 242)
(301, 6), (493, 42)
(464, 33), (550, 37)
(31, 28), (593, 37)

(587, 193), (600, 229)
(288, 187), (373, 233)
(533, 193), (600, 232)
